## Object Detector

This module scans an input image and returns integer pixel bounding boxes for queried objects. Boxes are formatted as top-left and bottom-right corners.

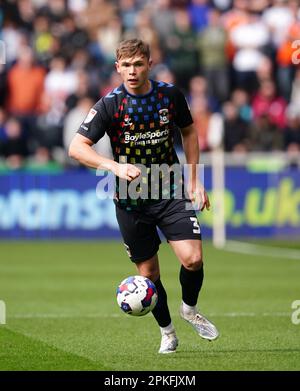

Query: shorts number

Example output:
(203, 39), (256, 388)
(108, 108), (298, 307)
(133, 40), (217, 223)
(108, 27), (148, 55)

(190, 217), (200, 234)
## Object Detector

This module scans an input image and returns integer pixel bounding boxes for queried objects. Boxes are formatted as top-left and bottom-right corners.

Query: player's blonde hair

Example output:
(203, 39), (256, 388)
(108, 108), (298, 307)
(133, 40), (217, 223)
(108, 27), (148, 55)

(116, 39), (150, 61)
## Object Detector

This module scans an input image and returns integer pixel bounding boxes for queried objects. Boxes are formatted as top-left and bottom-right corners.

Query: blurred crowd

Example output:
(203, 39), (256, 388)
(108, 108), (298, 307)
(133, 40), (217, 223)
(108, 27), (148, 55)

(1, 0), (300, 170)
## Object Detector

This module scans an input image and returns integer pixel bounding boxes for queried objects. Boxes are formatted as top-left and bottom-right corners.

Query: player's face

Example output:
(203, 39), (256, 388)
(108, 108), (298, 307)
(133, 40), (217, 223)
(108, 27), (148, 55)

(115, 54), (152, 95)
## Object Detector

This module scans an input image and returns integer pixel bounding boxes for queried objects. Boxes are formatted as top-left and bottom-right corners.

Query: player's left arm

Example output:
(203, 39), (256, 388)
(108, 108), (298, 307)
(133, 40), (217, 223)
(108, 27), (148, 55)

(180, 124), (210, 211)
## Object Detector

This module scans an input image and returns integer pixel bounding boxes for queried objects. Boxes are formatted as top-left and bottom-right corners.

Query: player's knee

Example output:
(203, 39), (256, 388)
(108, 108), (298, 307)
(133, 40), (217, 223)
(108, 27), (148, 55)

(183, 252), (203, 271)
(138, 265), (160, 282)
(136, 254), (160, 282)
(141, 270), (160, 282)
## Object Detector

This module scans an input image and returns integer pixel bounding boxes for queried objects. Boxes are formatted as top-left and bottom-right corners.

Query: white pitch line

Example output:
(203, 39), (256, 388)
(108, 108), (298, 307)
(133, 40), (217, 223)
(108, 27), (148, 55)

(224, 240), (300, 260)
(8, 312), (290, 319)
(8, 313), (122, 319)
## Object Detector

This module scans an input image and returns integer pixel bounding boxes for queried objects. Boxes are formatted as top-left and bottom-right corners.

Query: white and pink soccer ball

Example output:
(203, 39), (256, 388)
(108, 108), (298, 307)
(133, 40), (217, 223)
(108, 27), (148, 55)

(116, 275), (158, 316)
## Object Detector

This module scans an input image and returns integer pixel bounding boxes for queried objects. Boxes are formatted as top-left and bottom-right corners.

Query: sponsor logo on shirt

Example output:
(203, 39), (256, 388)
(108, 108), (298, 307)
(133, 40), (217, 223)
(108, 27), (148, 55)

(124, 129), (169, 145)
(83, 108), (97, 124)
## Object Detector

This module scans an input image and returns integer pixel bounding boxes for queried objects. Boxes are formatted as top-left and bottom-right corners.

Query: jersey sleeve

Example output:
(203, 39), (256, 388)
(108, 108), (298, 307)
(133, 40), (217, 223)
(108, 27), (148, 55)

(173, 87), (193, 128)
(77, 98), (111, 144)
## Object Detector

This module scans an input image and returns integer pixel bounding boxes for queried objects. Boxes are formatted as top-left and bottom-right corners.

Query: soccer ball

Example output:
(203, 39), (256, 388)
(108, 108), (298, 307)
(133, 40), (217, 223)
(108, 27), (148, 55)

(116, 275), (158, 316)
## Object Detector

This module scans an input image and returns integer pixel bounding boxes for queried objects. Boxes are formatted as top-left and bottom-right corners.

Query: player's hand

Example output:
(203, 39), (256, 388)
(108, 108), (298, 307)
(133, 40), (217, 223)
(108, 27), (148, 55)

(115, 163), (141, 181)
(188, 182), (210, 211)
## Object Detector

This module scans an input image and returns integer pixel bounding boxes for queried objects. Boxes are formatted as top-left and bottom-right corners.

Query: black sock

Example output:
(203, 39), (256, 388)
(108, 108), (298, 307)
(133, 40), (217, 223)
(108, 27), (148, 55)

(152, 277), (172, 327)
(179, 264), (204, 306)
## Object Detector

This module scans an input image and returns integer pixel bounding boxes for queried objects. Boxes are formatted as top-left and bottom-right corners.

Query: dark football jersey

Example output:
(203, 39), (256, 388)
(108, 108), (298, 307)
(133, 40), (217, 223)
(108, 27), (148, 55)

(78, 80), (193, 209)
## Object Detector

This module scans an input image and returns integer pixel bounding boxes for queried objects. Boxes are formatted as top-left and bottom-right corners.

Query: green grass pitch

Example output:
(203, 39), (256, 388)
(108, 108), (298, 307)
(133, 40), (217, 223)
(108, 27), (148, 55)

(0, 240), (299, 371)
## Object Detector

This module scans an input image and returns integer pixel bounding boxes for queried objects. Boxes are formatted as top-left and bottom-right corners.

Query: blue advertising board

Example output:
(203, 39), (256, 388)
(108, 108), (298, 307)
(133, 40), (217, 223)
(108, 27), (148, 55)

(0, 167), (299, 239)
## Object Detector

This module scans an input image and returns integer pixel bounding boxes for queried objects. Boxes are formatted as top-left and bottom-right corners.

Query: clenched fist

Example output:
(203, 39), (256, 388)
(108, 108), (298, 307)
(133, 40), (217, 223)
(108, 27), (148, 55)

(115, 163), (141, 181)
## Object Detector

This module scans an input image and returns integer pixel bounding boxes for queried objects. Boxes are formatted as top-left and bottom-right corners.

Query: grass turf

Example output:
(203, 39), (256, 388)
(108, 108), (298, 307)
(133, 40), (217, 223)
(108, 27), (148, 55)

(0, 240), (299, 371)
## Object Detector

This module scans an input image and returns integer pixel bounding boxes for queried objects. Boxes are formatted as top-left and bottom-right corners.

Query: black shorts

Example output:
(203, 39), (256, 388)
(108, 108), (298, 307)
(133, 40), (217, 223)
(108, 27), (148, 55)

(115, 198), (202, 263)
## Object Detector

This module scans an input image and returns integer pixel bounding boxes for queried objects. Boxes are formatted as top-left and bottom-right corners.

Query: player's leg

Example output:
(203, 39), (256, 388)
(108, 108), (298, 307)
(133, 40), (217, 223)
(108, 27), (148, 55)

(135, 254), (171, 328)
(135, 255), (178, 354)
(156, 198), (219, 341)
(169, 238), (204, 310)
(115, 204), (178, 353)
(169, 238), (219, 340)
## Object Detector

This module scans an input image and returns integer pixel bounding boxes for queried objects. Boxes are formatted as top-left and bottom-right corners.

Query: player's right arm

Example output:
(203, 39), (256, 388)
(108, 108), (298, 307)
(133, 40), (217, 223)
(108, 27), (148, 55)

(69, 134), (140, 181)
(69, 96), (140, 181)
(69, 133), (116, 171)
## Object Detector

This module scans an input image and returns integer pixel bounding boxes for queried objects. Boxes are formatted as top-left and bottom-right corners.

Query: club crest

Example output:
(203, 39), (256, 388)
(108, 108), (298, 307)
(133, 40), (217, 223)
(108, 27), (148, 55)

(159, 108), (169, 125)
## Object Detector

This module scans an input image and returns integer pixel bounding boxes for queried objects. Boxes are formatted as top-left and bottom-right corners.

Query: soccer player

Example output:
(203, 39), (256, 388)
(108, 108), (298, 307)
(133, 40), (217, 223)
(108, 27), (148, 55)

(69, 39), (219, 353)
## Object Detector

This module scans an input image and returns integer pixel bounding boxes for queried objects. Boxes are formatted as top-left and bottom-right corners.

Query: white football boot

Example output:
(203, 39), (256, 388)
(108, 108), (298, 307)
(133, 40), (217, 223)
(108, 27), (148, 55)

(158, 331), (179, 354)
(180, 304), (219, 341)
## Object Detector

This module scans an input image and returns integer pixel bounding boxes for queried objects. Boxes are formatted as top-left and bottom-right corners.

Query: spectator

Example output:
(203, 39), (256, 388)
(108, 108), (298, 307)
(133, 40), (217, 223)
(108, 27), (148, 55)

(44, 55), (78, 124)
(231, 88), (252, 123)
(197, 8), (228, 102)
(188, 75), (219, 113)
(222, 100), (250, 152)
(32, 14), (54, 66)
(67, 0), (88, 15)
(262, 0), (294, 50)
(18, 0), (35, 32)
(152, 64), (175, 85)
(97, 16), (122, 67)
(150, 0), (175, 42)
(256, 55), (274, 85)
(60, 14), (89, 60)
(191, 95), (223, 151)
(164, 9), (198, 91)
(2, 117), (27, 168)
(7, 45), (46, 116)
(230, 10), (270, 93)
(2, 20), (26, 67)
(188, 0), (211, 33)
(99, 70), (123, 97)
(119, 0), (138, 32)
(31, 56), (78, 154)
(77, 0), (116, 40)
(124, 9), (161, 61)
(38, 0), (68, 23)
(65, 70), (99, 112)
(250, 114), (284, 151)
(222, 0), (249, 34)
(252, 79), (287, 130)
